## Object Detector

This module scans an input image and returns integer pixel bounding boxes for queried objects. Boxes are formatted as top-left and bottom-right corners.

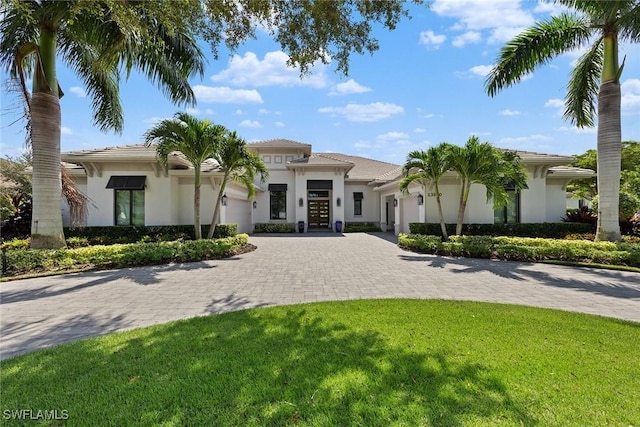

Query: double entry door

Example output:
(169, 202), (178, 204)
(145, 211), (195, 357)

(308, 199), (330, 228)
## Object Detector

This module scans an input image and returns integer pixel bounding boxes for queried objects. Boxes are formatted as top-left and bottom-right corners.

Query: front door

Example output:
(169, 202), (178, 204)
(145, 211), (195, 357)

(308, 199), (330, 228)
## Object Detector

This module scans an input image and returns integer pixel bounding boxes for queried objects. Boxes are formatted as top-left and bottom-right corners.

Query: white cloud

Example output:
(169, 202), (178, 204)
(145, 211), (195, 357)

(424, 113), (435, 119)
(258, 108), (270, 114)
(622, 78), (640, 111)
(452, 31), (481, 48)
(239, 120), (262, 128)
(558, 126), (596, 134)
(500, 109), (521, 116)
(143, 116), (172, 125)
(377, 132), (410, 141)
(274, 121), (285, 127)
(69, 86), (86, 98)
(193, 86), (263, 104)
(205, 108), (216, 115)
(419, 30), (446, 48)
(185, 107), (201, 116)
(498, 134), (552, 145)
(235, 109), (245, 115)
(468, 65), (493, 77)
(318, 102), (404, 122)
(329, 79), (372, 96)
(61, 127), (73, 135)
(544, 98), (564, 108)
(210, 51), (330, 88)
(414, 128), (426, 133)
(354, 141), (372, 149)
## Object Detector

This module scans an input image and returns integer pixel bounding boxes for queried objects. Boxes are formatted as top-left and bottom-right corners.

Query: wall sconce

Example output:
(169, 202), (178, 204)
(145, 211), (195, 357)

(253, 200), (257, 209)
(393, 198), (398, 207)
(221, 194), (228, 206)
(299, 197), (304, 207)
(336, 197), (341, 207)
(417, 193), (424, 206)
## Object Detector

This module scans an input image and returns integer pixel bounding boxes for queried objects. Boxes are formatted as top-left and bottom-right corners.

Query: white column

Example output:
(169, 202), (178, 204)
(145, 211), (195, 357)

(394, 192), (401, 235)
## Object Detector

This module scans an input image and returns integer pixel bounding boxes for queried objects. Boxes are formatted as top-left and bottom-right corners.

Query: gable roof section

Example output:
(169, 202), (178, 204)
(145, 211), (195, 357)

(313, 153), (400, 181)
(286, 153), (355, 172)
(248, 139), (312, 156)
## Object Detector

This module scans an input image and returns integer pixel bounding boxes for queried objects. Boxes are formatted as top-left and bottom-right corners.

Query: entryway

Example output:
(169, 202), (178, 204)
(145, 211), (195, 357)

(308, 192), (330, 229)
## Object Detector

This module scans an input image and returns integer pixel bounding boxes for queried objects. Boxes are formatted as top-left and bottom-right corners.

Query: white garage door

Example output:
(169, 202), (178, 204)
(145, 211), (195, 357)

(226, 198), (252, 234)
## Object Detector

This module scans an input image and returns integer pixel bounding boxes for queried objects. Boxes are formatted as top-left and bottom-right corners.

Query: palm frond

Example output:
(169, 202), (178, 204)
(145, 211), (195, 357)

(565, 38), (603, 127)
(486, 14), (592, 97)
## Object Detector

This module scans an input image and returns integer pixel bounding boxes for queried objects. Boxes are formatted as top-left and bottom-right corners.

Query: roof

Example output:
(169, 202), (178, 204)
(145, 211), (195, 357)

(547, 166), (596, 178)
(248, 139), (312, 156)
(287, 153), (354, 168)
(313, 153), (400, 181)
(500, 149), (574, 164)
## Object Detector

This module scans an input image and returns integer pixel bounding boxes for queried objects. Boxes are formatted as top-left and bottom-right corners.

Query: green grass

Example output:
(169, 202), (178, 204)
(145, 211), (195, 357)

(1, 300), (638, 426)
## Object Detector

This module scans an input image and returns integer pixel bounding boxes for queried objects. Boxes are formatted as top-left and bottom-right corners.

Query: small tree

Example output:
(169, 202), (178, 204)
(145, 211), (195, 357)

(448, 136), (528, 235)
(400, 144), (452, 240)
(144, 113), (227, 240)
(206, 132), (268, 239)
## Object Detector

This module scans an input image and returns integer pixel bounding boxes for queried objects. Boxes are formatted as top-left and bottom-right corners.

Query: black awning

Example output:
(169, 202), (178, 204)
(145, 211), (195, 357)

(106, 176), (146, 190)
(268, 183), (288, 192)
(353, 192), (364, 200)
(307, 180), (333, 190)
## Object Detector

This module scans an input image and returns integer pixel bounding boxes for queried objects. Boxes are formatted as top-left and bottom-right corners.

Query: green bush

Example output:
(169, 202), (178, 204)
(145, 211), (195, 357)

(253, 223), (296, 233)
(2, 234), (249, 277)
(408, 222), (593, 238)
(343, 222), (382, 232)
(63, 224), (237, 245)
(399, 233), (640, 268)
(212, 223), (238, 238)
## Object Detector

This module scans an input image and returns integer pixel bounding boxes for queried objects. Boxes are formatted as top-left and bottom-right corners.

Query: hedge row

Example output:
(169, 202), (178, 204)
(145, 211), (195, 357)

(253, 223), (296, 233)
(63, 224), (237, 244)
(344, 222), (382, 233)
(2, 234), (249, 277)
(398, 234), (640, 268)
(408, 222), (593, 239)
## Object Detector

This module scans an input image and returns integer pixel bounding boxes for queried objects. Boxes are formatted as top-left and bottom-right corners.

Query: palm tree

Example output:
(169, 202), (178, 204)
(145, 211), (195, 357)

(399, 144), (452, 240)
(144, 113), (227, 240)
(448, 136), (528, 236)
(0, 1), (204, 248)
(206, 132), (268, 239)
(485, 0), (640, 242)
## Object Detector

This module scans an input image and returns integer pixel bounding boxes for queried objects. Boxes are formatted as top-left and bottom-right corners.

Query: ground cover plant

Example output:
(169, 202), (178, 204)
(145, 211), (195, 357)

(398, 234), (640, 270)
(1, 300), (638, 426)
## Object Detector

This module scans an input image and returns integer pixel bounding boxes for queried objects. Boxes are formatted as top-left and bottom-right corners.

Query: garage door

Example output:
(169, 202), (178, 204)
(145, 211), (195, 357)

(226, 197), (252, 234)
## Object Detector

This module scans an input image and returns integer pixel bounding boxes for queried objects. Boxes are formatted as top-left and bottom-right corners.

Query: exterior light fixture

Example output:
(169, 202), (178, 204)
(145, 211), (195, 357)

(221, 194), (228, 206)
(393, 198), (398, 207)
(299, 197), (304, 207)
(337, 197), (341, 207)
(417, 193), (424, 206)
(253, 200), (257, 209)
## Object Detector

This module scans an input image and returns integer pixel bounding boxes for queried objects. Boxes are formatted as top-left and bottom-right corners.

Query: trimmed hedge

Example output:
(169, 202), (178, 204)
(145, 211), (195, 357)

(408, 222), (593, 239)
(253, 223), (296, 233)
(344, 222), (382, 233)
(63, 224), (237, 245)
(398, 234), (640, 268)
(2, 234), (249, 277)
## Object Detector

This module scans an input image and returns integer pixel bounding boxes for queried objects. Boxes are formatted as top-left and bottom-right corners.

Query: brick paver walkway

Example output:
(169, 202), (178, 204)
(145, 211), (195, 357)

(1, 232), (639, 359)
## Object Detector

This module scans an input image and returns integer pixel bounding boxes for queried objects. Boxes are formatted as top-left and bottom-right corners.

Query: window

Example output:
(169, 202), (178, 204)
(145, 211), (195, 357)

(353, 192), (363, 216)
(269, 184), (287, 220)
(106, 176), (146, 226)
(494, 191), (520, 224)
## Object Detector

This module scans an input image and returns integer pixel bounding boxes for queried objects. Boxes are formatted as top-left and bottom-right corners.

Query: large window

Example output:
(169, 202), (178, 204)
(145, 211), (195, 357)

(107, 176), (146, 226)
(269, 184), (287, 220)
(494, 191), (520, 224)
(353, 192), (363, 216)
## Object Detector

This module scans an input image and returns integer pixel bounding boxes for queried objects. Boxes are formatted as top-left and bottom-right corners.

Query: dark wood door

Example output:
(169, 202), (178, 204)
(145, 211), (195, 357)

(308, 200), (330, 228)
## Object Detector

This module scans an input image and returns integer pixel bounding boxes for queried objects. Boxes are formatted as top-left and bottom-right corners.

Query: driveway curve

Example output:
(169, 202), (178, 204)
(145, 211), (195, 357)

(2, 232), (639, 360)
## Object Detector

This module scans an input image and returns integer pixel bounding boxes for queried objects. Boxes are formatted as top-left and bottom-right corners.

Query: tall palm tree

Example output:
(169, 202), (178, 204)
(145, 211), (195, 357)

(144, 113), (227, 240)
(399, 144), (452, 240)
(485, 0), (640, 242)
(448, 136), (528, 236)
(206, 132), (268, 239)
(0, 1), (204, 248)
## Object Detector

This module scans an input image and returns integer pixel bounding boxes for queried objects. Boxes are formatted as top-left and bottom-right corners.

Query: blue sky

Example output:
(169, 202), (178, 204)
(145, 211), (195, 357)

(1, 0), (639, 165)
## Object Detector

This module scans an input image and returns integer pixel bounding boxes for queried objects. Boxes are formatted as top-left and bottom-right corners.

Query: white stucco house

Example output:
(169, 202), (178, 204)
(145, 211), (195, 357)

(60, 139), (594, 234)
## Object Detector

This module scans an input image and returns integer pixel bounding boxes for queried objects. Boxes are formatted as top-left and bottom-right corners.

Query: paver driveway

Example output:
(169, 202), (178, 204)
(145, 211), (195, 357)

(1, 232), (639, 360)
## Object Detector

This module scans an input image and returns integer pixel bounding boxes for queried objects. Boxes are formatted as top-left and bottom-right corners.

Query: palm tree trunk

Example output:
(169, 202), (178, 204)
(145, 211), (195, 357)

(30, 92), (65, 249)
(30, 26), (65, 249)
(194, 165), (202, 239)
(595, 79), (622, 242)
(434, 182), (448, 240)
(455, 181), (469, 236)
(206, 175), (227, 239)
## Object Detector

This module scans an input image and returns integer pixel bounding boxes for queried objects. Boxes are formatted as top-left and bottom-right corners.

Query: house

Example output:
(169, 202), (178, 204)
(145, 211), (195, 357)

(60, 139), (594, 234)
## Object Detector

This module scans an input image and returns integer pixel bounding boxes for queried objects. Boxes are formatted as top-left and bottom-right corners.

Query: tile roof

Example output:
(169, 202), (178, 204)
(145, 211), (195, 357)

(499, 148), (574, 164)
(287, 154), (354, 167)
(61, 144), (205, 170)
(313, 153), (400, 181)
(249, 139), (312, 150)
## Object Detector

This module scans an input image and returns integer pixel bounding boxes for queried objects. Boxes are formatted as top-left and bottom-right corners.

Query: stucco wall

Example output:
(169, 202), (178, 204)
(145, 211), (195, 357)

(401, 196), (419, 233)
(253, 169), (296, 224)
(343, 183), (379, 223)
(546, 181), (569, 222)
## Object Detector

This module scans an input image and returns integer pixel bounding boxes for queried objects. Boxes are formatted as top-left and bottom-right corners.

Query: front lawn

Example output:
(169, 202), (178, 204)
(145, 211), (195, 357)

(1, 300), (638, 426)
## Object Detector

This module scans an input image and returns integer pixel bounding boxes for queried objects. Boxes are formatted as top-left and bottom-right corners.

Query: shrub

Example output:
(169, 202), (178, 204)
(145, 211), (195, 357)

(2, 234), (250, 277)
(63, 224), (237, 245)
(408, 222), (593, 239)
(344, 222), (382, 232)
(591, 191), (640, 221)
(253, 223), (296, 233)
(563, 206), (597, 226)
(212, 223), (238, 238)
